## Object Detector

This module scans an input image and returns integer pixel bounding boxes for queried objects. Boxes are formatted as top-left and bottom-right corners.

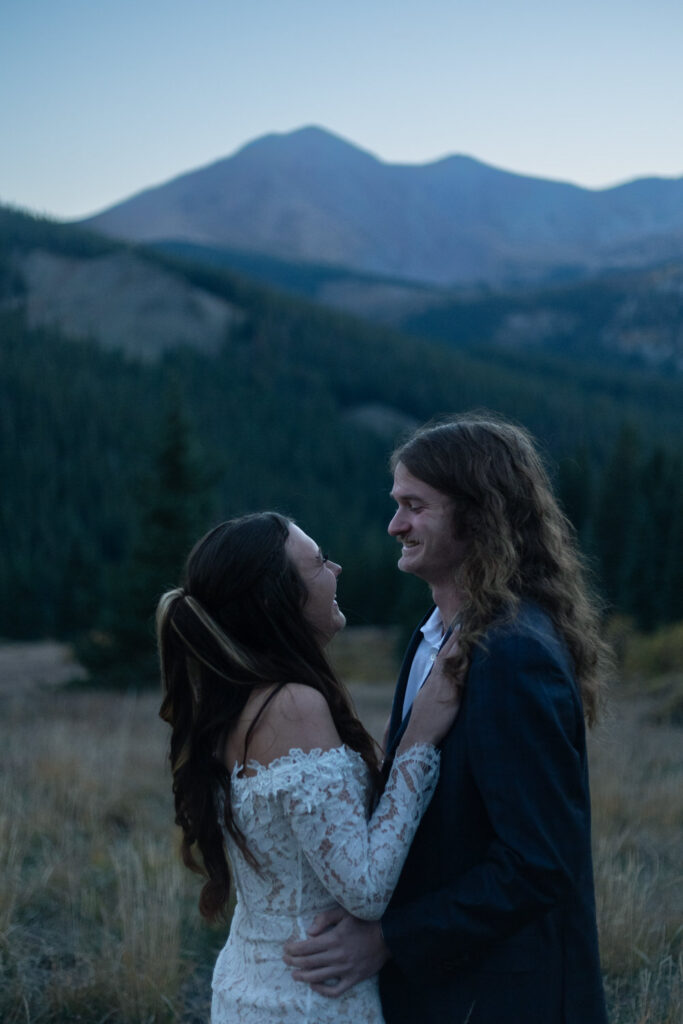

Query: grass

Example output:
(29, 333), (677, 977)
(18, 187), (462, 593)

(0, 689), (220, 1023)
(1, 629), (681, 1022)
(589, 692), (683, 1022)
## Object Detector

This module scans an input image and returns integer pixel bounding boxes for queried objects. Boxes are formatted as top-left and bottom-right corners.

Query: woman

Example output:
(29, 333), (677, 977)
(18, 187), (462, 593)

(157, 512), (460, 1023)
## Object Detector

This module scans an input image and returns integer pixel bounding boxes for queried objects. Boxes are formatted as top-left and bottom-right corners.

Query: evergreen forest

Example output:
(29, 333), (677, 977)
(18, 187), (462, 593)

(1, 206), (682, 677)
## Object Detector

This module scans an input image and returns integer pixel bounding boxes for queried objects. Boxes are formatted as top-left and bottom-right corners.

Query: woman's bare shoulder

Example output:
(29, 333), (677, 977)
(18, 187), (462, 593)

(231, 683), (342, 771)
(270, 682), (331, 717)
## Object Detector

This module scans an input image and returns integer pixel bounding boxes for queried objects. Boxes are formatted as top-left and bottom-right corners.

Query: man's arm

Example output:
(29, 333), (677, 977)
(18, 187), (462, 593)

(283, 907), (390, 996)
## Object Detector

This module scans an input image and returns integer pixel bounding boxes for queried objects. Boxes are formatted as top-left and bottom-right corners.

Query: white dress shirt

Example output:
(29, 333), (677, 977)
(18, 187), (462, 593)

(401, 608), (447, 719)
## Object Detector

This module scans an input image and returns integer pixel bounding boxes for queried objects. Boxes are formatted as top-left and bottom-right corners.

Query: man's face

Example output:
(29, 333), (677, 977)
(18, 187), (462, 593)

(388, 462), (467, 588)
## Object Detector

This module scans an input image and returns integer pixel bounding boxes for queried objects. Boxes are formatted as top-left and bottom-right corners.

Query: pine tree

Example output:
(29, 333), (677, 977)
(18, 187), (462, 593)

(661, 465), (683, 623)
(557, 445), (594, 545)
(594, 425), (642, 614)
(83, 387), (214, 684)
(635, 449), (683, 628)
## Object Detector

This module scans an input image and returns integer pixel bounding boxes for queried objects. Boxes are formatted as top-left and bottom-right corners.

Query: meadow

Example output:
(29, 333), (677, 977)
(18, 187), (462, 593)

(0, 627), (680, 1023)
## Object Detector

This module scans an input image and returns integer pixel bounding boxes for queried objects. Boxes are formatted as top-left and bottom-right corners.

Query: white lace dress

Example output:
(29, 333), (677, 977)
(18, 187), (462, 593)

(211, 743), (440, 1024)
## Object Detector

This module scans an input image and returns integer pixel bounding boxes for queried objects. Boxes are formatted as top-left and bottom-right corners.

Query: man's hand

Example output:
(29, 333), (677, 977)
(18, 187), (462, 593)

(283, 907), (390, 997)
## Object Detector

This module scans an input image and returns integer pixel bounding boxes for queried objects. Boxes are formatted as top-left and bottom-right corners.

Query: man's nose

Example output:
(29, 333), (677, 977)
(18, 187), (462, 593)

(388, 509), (406, 536)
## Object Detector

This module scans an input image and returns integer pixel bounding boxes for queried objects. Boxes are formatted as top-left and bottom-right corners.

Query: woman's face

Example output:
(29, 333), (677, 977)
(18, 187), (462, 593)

(285, 524), (345, 644)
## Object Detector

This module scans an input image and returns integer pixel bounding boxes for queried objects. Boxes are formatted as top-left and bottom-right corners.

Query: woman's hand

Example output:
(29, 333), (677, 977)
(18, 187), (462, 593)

(398, 630), (463, 749)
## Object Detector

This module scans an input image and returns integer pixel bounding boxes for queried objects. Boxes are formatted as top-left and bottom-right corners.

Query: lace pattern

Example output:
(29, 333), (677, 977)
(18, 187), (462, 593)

(211, 743), (439, 1023)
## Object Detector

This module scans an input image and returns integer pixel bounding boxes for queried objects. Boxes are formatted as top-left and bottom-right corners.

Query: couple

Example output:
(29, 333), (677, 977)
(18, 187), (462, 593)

(157, 414), (610, 1024)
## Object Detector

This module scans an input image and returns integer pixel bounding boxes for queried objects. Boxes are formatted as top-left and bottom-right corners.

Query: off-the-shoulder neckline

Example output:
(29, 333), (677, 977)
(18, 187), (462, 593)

(229, 742), (438, 785)
(230, 743), (363, 783)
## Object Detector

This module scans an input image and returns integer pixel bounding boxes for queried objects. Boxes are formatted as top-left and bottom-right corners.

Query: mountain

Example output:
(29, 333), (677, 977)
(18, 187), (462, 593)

(80, 126), (683, 287)
(150, 240), (683, 371)
(401, 263), (683, 370)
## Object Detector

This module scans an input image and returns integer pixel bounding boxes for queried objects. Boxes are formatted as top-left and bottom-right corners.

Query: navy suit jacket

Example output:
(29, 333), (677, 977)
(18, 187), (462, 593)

(379, 602), (607, 1024)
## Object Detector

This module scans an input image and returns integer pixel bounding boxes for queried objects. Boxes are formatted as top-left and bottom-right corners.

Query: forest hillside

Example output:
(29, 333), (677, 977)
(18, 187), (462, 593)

(1, 205), (681, 655)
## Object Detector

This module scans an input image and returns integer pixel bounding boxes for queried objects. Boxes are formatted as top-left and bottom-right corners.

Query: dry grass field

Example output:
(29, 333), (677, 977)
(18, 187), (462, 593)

(0, 629), (681, 1023)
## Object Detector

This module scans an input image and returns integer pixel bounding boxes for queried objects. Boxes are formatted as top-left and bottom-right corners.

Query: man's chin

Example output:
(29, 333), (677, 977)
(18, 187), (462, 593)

(397, 554), (421, 576)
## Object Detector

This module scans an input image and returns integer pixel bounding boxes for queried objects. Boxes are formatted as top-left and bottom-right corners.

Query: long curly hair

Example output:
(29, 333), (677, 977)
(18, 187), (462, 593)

(157, 512), (380, 922)
(392, 414), (611, 724)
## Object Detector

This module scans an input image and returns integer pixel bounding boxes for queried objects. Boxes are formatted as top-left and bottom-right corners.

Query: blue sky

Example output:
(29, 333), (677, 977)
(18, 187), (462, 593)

(2, 0), (682, 218)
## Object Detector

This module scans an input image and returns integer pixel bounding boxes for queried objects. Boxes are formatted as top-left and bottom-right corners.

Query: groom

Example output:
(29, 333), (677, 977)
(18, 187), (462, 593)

(284, 415), (609, 1023)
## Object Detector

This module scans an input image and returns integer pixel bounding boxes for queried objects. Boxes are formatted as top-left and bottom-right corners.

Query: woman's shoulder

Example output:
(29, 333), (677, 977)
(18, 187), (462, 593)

(270, 682), (331, 714)
(237, 683), (342, 771)
(239, 682), (329, 726)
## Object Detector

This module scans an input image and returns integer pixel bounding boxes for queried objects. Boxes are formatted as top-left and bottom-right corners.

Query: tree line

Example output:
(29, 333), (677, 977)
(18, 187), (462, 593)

(1, 206), (682, 678)
(1, 309), (681, 659)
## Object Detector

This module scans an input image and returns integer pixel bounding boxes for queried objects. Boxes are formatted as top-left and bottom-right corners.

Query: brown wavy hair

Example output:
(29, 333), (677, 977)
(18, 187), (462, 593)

(392, 414), (611, 724)
(157, 512), (380, 922)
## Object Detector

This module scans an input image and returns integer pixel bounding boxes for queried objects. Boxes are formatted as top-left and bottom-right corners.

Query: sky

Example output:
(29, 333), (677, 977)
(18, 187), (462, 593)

(2, 0), (683, 220)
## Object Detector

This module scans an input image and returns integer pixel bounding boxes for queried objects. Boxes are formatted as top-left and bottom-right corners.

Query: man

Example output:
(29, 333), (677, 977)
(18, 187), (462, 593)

(284, 415), (610, 1023)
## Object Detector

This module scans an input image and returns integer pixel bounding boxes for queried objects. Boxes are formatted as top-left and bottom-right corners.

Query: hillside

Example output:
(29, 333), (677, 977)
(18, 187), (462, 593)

(81, 126), (683, 287)
(402, 264), (683, 369)
(1, 205), (682, 641)
(153, 240), (683, 370)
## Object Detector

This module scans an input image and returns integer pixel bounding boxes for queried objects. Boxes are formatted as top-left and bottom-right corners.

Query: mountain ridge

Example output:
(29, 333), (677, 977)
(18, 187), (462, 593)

(80, 126), (683, 287)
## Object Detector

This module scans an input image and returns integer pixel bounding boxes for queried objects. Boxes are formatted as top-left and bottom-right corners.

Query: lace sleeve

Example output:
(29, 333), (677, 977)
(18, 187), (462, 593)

(280, 744), (440, 920)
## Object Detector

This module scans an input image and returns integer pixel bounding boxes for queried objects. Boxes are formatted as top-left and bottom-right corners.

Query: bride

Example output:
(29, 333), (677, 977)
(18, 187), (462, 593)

(156, 512), (460, 1023)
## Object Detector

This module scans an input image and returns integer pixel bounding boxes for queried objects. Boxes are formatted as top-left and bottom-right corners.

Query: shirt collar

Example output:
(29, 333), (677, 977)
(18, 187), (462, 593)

(420, 607), (445, 647)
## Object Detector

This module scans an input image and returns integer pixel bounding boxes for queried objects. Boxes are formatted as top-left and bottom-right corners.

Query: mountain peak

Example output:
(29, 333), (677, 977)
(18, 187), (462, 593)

(233, 125), (380, 167)
(80, 127), (683, 287)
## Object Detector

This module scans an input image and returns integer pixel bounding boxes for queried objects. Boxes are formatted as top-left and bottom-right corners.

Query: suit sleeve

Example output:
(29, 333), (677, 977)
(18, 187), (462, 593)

(381, 631), (590, 978)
